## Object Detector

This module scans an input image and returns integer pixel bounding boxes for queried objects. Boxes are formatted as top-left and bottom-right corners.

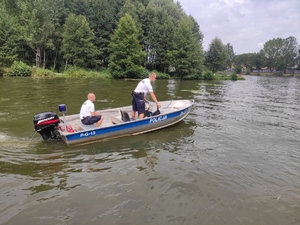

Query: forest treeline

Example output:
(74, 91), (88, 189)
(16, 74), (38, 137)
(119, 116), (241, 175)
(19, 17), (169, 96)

(0, 0), (299, 79)
(233, 36), (300, 75)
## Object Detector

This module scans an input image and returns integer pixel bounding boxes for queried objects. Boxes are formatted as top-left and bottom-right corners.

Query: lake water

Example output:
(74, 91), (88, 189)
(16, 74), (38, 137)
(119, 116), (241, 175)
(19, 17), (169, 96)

(0, 75), (299, 225)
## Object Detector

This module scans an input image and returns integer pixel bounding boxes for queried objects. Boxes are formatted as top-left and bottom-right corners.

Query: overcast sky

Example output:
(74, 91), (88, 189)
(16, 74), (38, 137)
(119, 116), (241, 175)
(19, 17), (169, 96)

(177, 0), (300, 55)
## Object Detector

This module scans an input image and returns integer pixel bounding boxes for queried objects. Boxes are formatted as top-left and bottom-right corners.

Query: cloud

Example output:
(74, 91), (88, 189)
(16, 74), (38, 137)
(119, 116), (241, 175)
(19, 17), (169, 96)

(178, 0), (300, 54)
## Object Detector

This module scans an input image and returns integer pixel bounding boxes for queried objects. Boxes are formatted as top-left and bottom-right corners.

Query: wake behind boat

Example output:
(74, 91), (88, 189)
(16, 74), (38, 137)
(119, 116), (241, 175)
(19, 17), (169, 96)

(33, 99), (194, 146)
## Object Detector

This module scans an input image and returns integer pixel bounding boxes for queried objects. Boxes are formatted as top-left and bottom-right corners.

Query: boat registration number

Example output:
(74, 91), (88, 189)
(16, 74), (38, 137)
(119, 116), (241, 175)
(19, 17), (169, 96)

(80, 131), (96, 137)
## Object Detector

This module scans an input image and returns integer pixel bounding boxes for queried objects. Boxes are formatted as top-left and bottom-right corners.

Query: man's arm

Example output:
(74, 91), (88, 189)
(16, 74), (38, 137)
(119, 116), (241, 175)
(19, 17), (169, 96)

(91, 111), (101, 116)
(149, 92), (160, 108)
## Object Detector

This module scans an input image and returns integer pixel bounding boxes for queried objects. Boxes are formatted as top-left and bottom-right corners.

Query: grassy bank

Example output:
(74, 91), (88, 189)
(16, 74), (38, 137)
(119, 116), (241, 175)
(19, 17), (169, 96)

(214, 72), (245, 80)
(31, 67), (112, 78)
(2, 65), (245, 81)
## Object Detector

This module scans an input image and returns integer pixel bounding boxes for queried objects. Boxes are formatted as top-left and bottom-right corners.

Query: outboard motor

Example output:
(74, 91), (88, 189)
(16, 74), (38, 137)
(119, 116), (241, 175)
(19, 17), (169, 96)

(33, 112), (60, 141)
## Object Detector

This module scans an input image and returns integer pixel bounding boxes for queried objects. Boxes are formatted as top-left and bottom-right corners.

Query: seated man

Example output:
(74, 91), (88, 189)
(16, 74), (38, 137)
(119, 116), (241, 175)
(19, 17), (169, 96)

(79, 93), (104, 127)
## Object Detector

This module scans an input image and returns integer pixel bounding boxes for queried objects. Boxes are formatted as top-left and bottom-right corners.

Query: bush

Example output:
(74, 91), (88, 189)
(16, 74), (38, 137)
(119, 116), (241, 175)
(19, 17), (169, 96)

(136, 69), (170, 79)
(181, 74), (201, 80)
(8, 61), (31, 77)
(155, 71), (170, 79)
(214, 74), (231, 80)
(65, 66), (87, 77)
(65, 66), (112, 78)
(231, 73), (238, 81)
(137, 69), (150, 79)
(203, 70), (214, 80)
(33, 68), (56, 77)
(234, 65), (242, 74)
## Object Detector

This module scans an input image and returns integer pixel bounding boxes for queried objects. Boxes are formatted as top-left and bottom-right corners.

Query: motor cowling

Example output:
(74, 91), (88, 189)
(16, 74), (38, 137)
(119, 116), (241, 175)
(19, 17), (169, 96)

(33, 112), (60, 141)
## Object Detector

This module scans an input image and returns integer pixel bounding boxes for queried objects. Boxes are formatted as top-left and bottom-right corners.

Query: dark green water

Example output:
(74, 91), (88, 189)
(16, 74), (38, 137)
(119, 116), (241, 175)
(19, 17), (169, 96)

(0, 76), (299, 225)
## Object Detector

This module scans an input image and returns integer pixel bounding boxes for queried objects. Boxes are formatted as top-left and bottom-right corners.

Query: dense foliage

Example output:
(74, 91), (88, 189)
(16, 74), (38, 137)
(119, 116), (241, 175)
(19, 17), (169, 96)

(8, 61), (31, 77)
(0, 0), (205, 79)
(61, 14), (99, 69)
(0, 0), (299, 78)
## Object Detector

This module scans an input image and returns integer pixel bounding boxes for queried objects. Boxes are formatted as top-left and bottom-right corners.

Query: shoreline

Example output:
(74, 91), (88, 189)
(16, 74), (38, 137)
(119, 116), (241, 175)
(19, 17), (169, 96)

(249, 72), (300, 77)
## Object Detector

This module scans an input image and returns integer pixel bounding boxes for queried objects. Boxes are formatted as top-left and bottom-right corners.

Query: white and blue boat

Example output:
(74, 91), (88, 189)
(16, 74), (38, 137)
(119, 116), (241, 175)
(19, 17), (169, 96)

(33, 99), (194, 146)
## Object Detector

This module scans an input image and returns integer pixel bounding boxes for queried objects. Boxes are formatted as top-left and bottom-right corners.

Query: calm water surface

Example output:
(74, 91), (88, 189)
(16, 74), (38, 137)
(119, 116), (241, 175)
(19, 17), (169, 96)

(0, 75), (299, 225)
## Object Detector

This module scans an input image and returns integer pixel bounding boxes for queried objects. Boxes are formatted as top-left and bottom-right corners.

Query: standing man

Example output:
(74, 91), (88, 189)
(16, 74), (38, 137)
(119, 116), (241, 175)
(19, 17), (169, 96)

(80, 93), (104, 127)
(131, 72), (160, 119)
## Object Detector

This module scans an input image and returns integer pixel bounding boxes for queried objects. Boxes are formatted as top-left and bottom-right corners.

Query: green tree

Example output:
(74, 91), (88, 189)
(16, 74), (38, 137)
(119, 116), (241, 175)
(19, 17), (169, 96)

(0, 0), (209, 76)
(3, 0), (67, 70)
(296, 44), (300, 69)
(61, 14), (99, 69)
(261, 38), (284, 72)
(108, 14), (145, 78)
(40, 0), (67, 70)
(234, 53), (258, 73)
(260, 36), (299, 73)
(0, 7), (19, 67)
(282, 36), (298, 71)
(78, 0), (125, 67)
(17, 0), (55, 69)
(118, 0), (145, 25)
(139, 0), (150, 7)
(225, 43), (235, 70)
(253, 51), (264, 72)
(170, 17), (204, 79)
(205, 37), (228, 73)
(142, 6), (160, 70)
(188, 15), (204, 42)
(157, 18), (176, 73)
(118, 0), (146, 47)
(142, 0), (185, 72)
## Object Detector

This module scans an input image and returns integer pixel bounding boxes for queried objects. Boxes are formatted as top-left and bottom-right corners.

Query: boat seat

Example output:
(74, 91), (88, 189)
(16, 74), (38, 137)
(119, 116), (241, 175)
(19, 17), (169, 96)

(120, 110), (131, 122)
(111, 115), (123, 124)
(74, 121), (96, 131)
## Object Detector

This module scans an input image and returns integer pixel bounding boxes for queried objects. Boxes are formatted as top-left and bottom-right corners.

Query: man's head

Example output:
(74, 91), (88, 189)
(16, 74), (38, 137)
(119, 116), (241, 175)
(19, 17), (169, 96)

(149, 72), (157, 82)
(87, 93), (96, 102)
